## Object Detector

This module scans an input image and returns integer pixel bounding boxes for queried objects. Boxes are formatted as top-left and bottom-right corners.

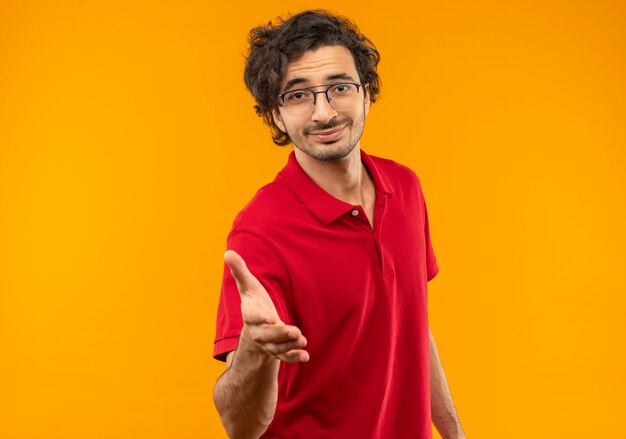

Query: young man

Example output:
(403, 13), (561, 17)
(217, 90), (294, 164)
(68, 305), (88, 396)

(213, 10), (467, 439)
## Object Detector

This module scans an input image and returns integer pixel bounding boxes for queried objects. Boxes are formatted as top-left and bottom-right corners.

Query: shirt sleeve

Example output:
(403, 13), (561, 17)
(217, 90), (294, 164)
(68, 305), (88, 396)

(213, 229), (292, 362)
(422, 190), (440, 282)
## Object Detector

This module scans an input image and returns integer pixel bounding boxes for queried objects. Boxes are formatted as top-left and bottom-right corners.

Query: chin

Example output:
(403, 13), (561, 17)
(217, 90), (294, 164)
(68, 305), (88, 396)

(305, 142), (356, 162)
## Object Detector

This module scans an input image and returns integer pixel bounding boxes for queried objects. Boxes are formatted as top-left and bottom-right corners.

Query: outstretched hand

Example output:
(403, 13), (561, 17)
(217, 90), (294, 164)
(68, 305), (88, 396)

(224, 250), (309, 363)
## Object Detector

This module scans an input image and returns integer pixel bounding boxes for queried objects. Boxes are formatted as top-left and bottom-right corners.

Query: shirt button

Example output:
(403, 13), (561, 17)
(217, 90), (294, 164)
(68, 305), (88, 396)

(351, 209), (359, 216)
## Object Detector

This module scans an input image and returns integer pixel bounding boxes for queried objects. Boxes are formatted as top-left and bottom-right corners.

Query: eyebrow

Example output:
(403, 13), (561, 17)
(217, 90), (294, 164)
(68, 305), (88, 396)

(282, 73), (357, 92)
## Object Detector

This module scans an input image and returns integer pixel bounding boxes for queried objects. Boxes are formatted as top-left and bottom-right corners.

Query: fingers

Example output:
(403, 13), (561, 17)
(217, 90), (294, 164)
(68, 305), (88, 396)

(264, 337), (307, 355)
(245, 322), (310, 363)
(247, 323), (303, 344)
(224, 249), (262, 295)
(278, 349), (310, 364)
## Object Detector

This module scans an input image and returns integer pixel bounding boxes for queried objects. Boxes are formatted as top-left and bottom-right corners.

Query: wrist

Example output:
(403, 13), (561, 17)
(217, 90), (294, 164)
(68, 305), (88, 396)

(441, 431), (467, 439)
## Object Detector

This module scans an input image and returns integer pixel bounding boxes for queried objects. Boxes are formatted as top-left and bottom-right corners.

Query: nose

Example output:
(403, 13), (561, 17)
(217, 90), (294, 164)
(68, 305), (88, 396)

(311, 91), (338, 123)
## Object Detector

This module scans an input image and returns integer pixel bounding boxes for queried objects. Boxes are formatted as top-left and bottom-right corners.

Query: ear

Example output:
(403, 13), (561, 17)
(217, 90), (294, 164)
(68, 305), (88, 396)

(363, 83), (371, 116)
(271, 107), (287, 133)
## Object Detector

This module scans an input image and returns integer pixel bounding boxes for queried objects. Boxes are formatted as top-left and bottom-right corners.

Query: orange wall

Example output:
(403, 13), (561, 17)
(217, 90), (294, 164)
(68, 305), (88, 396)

(1, 1), (625, 438)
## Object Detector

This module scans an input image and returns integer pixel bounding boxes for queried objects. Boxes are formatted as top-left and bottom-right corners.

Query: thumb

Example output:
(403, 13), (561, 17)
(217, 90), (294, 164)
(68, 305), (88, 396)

(224, 249), (261, 295)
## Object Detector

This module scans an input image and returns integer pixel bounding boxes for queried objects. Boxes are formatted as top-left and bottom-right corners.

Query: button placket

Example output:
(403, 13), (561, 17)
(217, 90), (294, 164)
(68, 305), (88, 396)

(373, 191), (390, 274)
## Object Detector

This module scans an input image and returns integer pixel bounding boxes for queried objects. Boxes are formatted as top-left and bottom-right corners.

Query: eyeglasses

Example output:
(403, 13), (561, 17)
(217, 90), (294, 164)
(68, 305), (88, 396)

(278, 82), (363, 115)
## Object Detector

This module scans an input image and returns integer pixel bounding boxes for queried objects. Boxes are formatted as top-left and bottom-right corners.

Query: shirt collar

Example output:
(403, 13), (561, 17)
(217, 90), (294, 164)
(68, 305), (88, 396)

(279, 148), (393, 225)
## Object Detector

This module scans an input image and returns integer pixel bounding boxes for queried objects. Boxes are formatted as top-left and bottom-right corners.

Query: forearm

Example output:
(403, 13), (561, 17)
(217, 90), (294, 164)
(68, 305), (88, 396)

(429, 329), (466, 439)
(213, 327), (280, 439)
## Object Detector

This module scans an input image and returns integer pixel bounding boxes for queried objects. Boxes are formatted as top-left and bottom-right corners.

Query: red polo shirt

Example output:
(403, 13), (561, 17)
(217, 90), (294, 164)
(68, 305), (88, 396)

(214, 148), (439, 438)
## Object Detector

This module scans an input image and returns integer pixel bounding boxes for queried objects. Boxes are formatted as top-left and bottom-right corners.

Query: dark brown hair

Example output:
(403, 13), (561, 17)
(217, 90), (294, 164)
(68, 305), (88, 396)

(243, 10), (381, 146)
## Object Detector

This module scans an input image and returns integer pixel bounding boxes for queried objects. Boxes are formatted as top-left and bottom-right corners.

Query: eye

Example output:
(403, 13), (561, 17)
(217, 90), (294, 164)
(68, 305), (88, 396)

(286, 90), (311, 102)
(331, 83), (353, 93)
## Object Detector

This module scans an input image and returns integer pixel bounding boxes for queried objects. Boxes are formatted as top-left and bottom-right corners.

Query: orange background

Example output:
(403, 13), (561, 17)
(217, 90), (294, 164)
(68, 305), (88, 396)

(1, 1), (625, 438)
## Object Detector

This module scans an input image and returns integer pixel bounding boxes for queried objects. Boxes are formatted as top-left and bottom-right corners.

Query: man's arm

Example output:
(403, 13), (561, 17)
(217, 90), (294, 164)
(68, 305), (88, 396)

(213, 329), (280, 439)
(213, 250), (309, 439)
(430, 328), (467, 439)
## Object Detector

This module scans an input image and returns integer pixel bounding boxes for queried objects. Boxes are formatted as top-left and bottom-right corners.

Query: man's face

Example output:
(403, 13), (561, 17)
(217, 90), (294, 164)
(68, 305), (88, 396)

(272, 45), (371, 162)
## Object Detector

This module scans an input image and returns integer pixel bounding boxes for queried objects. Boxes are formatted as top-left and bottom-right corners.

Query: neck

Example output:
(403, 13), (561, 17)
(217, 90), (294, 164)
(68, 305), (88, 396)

(293, 145), (369, 205)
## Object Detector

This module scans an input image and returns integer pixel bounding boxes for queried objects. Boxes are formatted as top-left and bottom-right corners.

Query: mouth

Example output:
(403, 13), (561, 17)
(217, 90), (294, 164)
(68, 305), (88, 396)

(307, 124), (348, 142)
